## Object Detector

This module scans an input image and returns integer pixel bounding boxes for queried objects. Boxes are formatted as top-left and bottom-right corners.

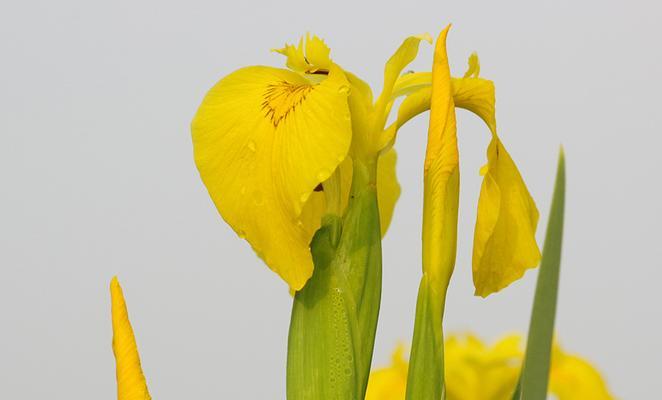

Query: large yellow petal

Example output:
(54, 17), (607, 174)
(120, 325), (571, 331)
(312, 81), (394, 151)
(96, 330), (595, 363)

(192, 65), (352, 290)
(110, 277), (151, 400)
(473, 137), (540, 297)
(422, 25), (459, 290)
(550, 344), (616, 400)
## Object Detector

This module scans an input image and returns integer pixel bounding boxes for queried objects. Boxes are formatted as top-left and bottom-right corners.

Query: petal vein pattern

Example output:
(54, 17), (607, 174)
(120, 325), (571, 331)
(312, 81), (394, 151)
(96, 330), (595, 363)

(192, 65), (352, 290)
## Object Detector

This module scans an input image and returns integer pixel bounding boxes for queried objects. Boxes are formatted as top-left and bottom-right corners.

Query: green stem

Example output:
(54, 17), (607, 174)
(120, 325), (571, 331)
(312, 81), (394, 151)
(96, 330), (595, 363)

(286, 158), (382, 400)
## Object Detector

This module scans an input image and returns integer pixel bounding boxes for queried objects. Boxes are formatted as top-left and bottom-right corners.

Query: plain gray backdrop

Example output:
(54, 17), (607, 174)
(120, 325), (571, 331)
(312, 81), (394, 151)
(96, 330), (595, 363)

(1, 0), (660, 398)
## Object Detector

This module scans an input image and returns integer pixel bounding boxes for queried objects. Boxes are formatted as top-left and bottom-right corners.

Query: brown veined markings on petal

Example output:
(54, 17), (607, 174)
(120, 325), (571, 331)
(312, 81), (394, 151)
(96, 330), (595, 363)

(261, 81), (314, 127)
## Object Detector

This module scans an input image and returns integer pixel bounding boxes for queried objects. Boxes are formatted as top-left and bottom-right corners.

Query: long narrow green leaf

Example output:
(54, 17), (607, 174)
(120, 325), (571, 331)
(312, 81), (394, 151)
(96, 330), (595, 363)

(517, 149), (566, 399)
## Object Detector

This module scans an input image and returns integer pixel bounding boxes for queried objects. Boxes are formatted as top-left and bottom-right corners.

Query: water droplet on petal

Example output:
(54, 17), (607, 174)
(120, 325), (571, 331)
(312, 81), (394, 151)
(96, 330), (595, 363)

(247, 140), (257, 152)
(300, 192), (309, 203)
(237, 229), (247, 239)
(338, 85), (350, 95)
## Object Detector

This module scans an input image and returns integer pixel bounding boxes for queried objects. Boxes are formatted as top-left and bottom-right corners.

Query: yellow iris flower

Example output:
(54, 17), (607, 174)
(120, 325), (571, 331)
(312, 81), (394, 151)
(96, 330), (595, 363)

(192, 28), (540, 296)
(366, 335), (616, 400)
(192, 33), (428, 290)
(110, 277), (151, 400)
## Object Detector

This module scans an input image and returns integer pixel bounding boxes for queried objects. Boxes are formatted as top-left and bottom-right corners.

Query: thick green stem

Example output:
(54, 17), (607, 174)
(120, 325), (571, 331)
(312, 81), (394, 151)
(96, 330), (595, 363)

(286, 158), (382, 400)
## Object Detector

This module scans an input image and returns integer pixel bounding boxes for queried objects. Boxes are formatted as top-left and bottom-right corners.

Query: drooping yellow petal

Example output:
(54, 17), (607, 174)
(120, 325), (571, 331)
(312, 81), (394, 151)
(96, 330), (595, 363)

(422, 25), (459, 289)
(472, 136), (540, 297)
(550, 344), (616, 400)
(192, 65), (352, 290)
(452, 77), (496, 135)
(452, 54), (541, 297)
(365, 344), (409, 400)
(110, 277), (151, 400)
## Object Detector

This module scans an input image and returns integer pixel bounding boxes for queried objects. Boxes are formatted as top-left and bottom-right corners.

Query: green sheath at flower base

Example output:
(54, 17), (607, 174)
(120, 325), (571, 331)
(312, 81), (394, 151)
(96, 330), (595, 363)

(287, 158), (382, 400)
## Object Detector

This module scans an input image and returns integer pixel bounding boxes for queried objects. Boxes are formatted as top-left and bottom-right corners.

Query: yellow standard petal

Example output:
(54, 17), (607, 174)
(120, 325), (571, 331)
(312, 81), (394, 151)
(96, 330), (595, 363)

(110, 277), (151, 400)
(422, 25), (459, 290)
(192, 65), (352, 290)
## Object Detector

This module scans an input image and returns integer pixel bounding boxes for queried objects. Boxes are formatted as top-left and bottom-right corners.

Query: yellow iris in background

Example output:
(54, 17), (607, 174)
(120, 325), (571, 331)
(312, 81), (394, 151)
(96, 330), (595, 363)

(366, 336), (615, 400)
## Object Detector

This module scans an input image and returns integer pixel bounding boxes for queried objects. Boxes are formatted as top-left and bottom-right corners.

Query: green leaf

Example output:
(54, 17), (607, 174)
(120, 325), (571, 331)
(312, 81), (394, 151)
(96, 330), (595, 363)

(286, 158), (383, 400)
(517, 148), (566, 399)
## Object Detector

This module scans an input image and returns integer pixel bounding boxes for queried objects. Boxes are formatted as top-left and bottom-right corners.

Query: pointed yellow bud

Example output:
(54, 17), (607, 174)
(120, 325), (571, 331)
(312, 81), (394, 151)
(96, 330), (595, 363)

(422, 25), (459, 290)
(110, 277), (151, 400)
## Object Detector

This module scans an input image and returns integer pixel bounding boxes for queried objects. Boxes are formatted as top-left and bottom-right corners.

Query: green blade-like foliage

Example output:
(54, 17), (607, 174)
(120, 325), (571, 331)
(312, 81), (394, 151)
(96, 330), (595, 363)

(287, 159), (382, 400)
(516, 149), (566, 399)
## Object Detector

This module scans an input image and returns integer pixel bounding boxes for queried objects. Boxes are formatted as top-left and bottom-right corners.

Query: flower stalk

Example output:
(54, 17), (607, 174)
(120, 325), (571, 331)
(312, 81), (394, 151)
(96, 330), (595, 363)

(287, 156), (382, 399)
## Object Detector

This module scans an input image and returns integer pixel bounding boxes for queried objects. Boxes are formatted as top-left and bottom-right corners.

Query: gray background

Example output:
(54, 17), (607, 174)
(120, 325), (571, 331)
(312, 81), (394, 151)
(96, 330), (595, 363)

(1, 0), (660, 398)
